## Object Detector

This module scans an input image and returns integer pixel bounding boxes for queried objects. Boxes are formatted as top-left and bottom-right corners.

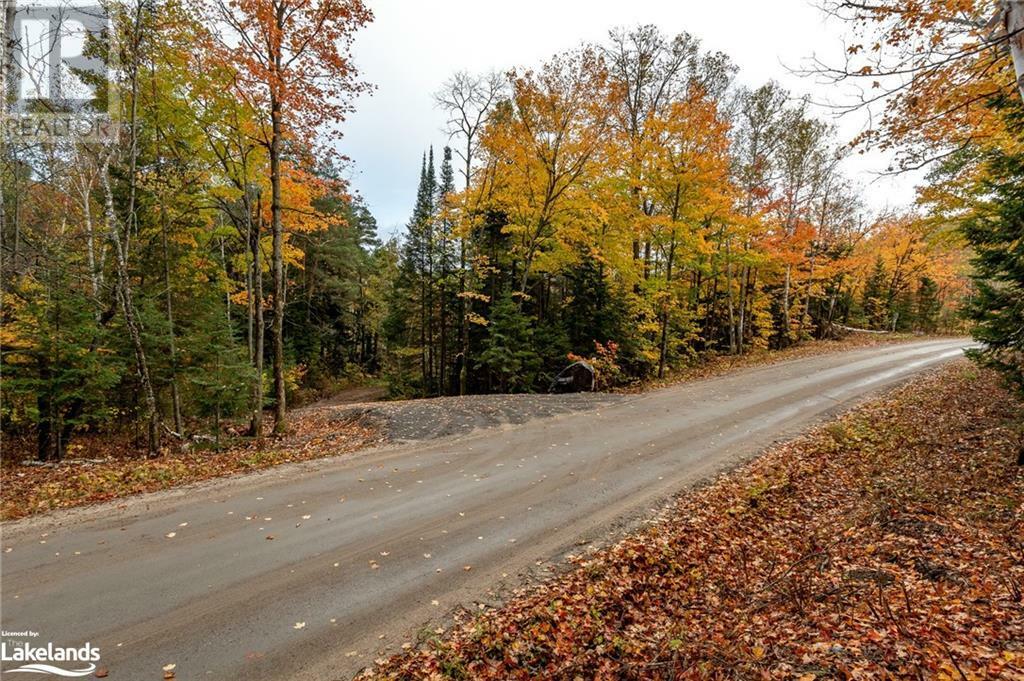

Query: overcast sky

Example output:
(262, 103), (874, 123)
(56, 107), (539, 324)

(338, 0), (920, 236)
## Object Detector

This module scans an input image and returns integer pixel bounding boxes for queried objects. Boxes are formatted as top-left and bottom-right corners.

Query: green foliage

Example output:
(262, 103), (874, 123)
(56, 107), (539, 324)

(915, 276), (941, 334)
(861, 257), (890, 330)
(290, 193), (384, 384)
(963, 103), (1024, 396)
(182, 297), (254, 441)
(1, 273), (122, 461)
(477, 291), (540, 393)
(563, 252), (625, 355)
(2, 9), (982, 460)
(533, 321), (571, 384)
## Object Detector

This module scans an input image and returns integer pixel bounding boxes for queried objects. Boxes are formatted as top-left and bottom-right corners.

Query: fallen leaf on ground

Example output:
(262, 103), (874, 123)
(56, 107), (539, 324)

(361, 364), (1024, 680)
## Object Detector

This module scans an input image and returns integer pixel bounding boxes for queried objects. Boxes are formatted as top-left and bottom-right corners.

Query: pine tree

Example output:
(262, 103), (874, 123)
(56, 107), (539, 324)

(435, 147), (458, 393)
(963, 103), (1024, 401)
(381, 240), (419, 396)
(1, 256), (121, 461)
(915, 276), (941, 334)
(437, 148), (456, 230)
(861, 258), (890, 330)
(564, 251), (623, 355)
(185, 297), (254, 448)
(420, 148), (438, 391)
(290, 194), (382, 382)
(478, 290), (540, 393)
(387, 151), (439, 395)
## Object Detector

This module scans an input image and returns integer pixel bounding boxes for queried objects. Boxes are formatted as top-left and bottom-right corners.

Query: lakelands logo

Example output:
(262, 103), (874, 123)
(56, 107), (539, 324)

(1, 639), (101, 677)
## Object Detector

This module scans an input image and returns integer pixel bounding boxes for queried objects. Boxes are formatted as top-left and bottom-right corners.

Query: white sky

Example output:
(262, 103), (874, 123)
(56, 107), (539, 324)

(338, 0), (922, 236)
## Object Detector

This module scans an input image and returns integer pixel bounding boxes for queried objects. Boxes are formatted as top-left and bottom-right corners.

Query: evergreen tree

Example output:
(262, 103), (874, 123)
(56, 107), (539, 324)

(386, 151), (440, 395)
(477, 290), (540, 393)
(564, 252), (614, 355)
(861, 258), (890, 330)
(185, 297), (254, 447)
(435, 147), (459, 394)
(915, 276), (941, 334)
(437, 147), (456, 236)
(291, 194), (381, 385)
(381, 241), (420, 396)
(2, 269), (121, 461)
(533, 320), (572, 380)
(891, 288), (915, 332)
(963, 103), (1024, 401)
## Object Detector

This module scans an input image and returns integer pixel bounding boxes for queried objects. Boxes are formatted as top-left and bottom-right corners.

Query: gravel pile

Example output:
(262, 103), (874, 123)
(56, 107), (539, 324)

(324, 392), (623, 442)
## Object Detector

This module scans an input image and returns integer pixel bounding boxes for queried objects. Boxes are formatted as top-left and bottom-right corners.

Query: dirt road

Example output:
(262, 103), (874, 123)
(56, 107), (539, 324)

(0, 339), (970, 680)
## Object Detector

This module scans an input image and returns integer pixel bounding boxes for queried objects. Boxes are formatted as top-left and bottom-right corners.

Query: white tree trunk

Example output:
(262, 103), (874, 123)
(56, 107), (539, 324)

(1005, 1), (1024, 104)
(102, 159), (161, 456)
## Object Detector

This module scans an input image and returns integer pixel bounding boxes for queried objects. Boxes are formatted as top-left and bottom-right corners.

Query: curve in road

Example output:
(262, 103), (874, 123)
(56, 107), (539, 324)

(0, 339), (970, 680)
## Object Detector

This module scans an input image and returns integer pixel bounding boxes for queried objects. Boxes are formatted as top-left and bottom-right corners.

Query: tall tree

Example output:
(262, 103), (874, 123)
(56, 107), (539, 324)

(604, 25), (734, 280)
(963, 102), (1024, 398)
(916, 276), (942, 333)
(483, 48), (612, 295)
(435, 71), (505, 395)
(435, 146), (458, 394)
(861, 257), (890, 330)
(102, 0), (162, 456)
(209, 0), (372, 433)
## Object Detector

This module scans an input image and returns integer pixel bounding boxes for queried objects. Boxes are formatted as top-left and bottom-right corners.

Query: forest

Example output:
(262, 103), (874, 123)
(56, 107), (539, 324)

(1, 0), (1020, 463)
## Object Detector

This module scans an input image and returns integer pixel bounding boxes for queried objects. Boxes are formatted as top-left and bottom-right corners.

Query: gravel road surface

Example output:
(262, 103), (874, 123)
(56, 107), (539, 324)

(0, 339), (970, 680)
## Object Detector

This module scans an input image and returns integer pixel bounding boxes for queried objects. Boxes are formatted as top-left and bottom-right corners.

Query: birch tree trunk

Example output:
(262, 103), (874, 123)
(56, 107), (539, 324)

(77, 174), (103, 308)
(658, 184), (683, 378)
(737, 261), (749, 355)
(1005, 1), (1024, 104)
(458, 208), (469, 396)
(102, 161), (160, 456)
(457, 146), (476, 396)
(726, 239), (736, 354)
(799, 255), (816, 336)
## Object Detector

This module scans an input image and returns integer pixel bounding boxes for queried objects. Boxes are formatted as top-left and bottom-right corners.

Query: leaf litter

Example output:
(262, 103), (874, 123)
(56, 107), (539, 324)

(361, 363), (1024, 680)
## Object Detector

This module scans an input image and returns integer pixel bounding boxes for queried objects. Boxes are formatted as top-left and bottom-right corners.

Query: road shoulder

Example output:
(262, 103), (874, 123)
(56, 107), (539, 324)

(363, 361), (1024, 680)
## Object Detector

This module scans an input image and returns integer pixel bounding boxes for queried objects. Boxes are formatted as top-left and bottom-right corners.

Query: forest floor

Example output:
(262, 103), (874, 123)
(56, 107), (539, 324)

(361, 361), (1024, 681)
(0, 333), (931, 521)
